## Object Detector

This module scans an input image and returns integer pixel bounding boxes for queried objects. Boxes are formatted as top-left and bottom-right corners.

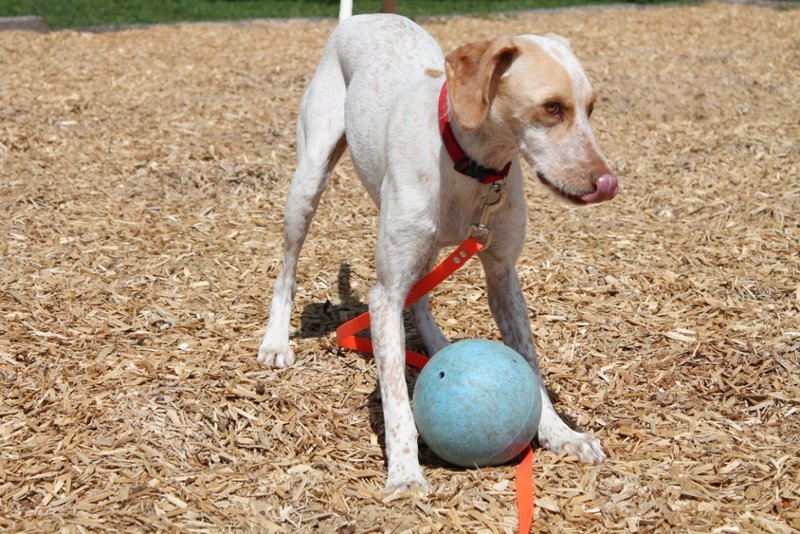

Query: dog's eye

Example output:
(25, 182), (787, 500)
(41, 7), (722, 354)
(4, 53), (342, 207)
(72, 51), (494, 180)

(544, 102), (562, 116)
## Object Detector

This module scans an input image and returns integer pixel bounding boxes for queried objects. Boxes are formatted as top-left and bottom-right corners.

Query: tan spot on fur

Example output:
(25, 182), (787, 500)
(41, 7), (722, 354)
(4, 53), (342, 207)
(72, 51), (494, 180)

(425, 68), (443, 78)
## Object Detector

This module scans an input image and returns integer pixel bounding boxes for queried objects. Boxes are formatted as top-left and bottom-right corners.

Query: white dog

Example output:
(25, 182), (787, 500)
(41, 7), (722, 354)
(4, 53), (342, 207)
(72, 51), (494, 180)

(258, 1), (618, 493)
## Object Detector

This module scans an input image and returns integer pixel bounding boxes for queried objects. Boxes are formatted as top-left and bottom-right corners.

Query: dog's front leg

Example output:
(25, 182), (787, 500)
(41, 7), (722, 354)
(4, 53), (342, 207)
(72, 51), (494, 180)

(369, 210), (436, 495)
(370, 283), (429, 494)
(480, 248), (607, 465)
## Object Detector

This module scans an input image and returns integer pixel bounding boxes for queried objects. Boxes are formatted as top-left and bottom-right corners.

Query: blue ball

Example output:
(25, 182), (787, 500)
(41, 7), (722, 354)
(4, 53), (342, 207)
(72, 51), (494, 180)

(412, 339), (542, 467)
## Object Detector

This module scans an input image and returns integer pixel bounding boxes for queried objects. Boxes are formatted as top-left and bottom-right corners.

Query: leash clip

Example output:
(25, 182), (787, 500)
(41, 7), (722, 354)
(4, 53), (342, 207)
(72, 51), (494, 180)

(469, 182), (507, 249)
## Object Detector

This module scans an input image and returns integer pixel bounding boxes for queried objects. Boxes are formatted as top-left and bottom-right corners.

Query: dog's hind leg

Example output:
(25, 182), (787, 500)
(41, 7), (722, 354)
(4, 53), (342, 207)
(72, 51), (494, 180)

(258, 57), (347, 368)
(410, 250), (450, 356)
(410, 295), (450, 356)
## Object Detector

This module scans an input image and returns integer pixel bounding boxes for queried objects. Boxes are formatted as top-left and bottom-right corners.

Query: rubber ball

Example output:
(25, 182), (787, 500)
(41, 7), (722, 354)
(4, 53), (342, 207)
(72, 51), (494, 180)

(412, 339), (542, 467)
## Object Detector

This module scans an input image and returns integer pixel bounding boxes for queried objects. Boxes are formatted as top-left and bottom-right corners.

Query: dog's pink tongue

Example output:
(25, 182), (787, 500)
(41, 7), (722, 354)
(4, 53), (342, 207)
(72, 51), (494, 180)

(581, 173), (619, 203)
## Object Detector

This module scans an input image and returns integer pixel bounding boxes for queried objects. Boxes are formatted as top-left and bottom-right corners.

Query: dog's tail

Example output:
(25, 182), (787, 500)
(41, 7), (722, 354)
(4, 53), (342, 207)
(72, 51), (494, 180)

(339, 0), (353, 22)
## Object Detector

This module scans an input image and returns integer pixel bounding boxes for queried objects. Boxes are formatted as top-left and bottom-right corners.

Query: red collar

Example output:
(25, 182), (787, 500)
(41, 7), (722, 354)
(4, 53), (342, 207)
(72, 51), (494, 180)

(438, 82), (511, 184)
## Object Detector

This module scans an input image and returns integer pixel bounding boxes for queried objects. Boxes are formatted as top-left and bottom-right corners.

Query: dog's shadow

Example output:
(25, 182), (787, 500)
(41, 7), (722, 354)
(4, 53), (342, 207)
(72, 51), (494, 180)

(297, 263), (365, 340)
(297, 263), (578, 469)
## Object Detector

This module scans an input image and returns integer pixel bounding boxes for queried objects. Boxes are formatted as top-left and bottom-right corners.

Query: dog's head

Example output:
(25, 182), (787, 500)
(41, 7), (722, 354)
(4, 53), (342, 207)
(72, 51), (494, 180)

(445, 34), (618, 204)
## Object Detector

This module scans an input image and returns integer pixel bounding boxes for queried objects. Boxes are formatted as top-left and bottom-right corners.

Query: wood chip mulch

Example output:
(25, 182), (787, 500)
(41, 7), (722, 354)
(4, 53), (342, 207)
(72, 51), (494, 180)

(1, 2), (798, 532)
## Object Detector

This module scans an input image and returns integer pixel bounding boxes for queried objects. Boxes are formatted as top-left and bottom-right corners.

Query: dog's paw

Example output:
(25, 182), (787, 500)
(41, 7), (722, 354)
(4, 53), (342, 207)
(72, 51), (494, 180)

(383, 459), (430, 498)
(539, 428), (607, 465)
(559, 433), (607, 464)
(256, 344), (295, 368)
(383, 473), (430, 499)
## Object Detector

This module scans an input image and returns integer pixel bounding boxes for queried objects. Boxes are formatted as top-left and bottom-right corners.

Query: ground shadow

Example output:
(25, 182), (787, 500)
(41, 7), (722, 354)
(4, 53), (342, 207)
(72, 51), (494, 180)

(297, 262), (426, 354)
(296, 264), (365, 339)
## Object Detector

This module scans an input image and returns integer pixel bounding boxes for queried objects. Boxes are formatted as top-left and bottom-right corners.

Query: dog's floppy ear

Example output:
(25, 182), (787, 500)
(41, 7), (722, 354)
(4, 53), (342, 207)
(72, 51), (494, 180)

(445, 36), (518, 131)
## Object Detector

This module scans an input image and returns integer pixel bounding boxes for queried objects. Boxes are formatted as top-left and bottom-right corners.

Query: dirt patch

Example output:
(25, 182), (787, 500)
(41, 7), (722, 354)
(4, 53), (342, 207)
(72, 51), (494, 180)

(1, 2), (798, 532)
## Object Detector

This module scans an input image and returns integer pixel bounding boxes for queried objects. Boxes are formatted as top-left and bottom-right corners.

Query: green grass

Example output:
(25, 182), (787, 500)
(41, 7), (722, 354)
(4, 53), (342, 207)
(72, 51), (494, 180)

(0, 0), (662, 30)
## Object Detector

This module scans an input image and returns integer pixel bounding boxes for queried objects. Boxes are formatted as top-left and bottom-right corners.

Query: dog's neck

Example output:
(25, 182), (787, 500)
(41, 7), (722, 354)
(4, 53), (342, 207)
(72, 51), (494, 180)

(448, 118), (517, 172)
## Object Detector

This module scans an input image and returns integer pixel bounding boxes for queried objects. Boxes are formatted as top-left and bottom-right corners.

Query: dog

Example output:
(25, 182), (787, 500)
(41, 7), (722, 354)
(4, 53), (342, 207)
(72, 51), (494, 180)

(258, 2), (618, 494)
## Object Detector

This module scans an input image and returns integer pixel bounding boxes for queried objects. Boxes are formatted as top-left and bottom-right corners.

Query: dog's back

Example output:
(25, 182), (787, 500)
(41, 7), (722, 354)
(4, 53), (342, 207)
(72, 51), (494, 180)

(315, 14), (444, 199)
(332, 14), (442, 83)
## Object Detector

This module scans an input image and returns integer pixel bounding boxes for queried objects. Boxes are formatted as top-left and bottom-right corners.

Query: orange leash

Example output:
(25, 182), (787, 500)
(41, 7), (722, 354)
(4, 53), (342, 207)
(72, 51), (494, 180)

(517, 446), (535, 533)
(335, 236), (484, 365)
(335, 236), (535, 533)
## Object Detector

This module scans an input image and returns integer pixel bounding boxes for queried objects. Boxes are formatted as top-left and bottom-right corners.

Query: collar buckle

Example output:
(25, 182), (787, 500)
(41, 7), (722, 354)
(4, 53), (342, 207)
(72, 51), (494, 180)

(454, 156), (507, 184)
